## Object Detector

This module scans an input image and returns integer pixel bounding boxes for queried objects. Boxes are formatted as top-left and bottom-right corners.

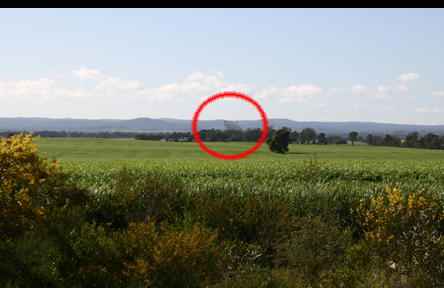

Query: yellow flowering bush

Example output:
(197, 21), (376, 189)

(354, 184), (444, 280)
(0, 133), (60, 240)
(123, 219), (225, 287)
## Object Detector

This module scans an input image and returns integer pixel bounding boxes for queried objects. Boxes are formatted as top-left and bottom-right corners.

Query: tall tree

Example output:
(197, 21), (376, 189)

(405, 132), (418, 148)
(300, 128), (316, 144)
(384, 134), (393, 146)
(348, 131), (358, 146)
(267, 127), (291, 154)
(365, 134), (374, 145)
(289, 130), (299, 143)
(317, 133), (327, 145)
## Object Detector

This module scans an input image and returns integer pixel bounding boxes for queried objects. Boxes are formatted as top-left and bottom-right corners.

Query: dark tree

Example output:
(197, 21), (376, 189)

(326, 135), (343, 145)
(384, 134), (393, 146)
(424, 133), (439, 149)
(266, 125), (276, 141)
(300, 128), (316, 144)
(365, 134), (374, 145)
(317, 133), (327, 145)
(405, 132), (418, 148)
(267, 127), (291, 154)
(348, 131), (358, 146)
(289, 130), (299, 143)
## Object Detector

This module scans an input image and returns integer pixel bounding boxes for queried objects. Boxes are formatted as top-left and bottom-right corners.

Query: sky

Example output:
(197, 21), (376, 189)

(1, 8), (444, 125)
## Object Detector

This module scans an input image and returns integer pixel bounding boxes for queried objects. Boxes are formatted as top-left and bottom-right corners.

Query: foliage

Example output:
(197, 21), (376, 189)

(349, 131), (358, 146)
(3, 135), (444, 287)
(189, 188), (294, 264)
(275, 214), (352, 287)
(91, 167), (187, 229)
(123, 219), (225, 287)
(0, 133), (61, 239)
(300, 127), (317, 143)
(354, 184), (444, 286)
(266, 127), (290, 154)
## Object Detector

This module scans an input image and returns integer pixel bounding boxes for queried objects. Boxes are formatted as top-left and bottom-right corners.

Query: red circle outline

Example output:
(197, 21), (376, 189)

(192, 91), (268, 160)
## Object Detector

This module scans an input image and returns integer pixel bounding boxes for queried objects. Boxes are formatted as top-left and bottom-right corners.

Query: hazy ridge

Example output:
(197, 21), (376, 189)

(1, 117), (444, 136)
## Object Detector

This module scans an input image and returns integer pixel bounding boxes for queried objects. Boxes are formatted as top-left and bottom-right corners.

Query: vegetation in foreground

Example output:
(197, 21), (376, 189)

(2, 133), (444, 287)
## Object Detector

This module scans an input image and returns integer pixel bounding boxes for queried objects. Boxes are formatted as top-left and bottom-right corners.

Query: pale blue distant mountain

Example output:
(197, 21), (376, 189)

(1, 117), (444, 136)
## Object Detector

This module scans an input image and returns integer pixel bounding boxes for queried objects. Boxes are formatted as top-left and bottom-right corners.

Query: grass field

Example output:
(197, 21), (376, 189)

(33, 137), (444, 197)
(35, 137), (444, 161)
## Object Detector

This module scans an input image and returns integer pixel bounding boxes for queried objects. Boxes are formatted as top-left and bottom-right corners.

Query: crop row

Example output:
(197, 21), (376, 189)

(61, 158), (444, 185)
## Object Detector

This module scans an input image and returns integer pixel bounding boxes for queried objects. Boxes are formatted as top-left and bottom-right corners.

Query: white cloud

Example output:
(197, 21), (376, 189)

(0, 78), (93, 100)
(416, 108), (444, 113)
(418, 119), (440, 125)
(329, 88), (345, 92)
(379, 106), (396, 111)
(397, 118), (414, 124)
(186, 71), (205, 81)
(181, 81), (213, 94)
(96, 77), (143, 90)
(212, 70), (225, 78)
(431, 91), (444, 98)
(318, 115), (348, 122)
(72, 66), (105, 80)
(309, 103), (326, 107)
(349, 83), (410, 99)
(222, 84), (252, 94)
(201, 75), (226, 89)
(348, 103), (371, 110)
(135, 71), (252, 101)
(397, 72), (420, 82)
(393, 84), (410, 92)
(0, 69), (251, 103)
(256, 84), (323, 103)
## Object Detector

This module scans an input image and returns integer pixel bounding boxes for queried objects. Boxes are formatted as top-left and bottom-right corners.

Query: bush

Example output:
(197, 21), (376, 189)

(92, 167), (187, 229)
(0, 133), (60, 240)
(335, 139), (348, 145)
(0, 133), (93, 287)
(123, 219), (225, 287)
(354, 184), (444, 286)
(275, 214), (351, 286)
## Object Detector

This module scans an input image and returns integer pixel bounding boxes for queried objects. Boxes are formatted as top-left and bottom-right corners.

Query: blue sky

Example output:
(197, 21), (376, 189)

(1, 8), (444, 124)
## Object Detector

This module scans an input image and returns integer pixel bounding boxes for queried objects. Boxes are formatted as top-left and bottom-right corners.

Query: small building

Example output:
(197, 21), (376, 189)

(178, 137), (188, 142)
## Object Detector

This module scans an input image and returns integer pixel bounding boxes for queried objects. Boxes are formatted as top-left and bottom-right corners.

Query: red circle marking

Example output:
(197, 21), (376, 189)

(192, 91), (268, 161)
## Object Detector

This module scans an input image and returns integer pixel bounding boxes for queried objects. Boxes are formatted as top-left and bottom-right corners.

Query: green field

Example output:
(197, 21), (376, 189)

(34, 137), (444, 196)
(35, 137), (444, 161)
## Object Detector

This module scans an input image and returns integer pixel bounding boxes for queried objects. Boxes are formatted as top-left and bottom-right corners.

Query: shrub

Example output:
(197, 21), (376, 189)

(123, 219), (225, 287)
(190, 190), (293, 253)
(92, 167), (187, 229)
(0, 133), (93, 287)
(335, 139), (348, 145)
(354, 184), (444, 286)
(0, 133), (60, 240)
(275, 214), (351, 286)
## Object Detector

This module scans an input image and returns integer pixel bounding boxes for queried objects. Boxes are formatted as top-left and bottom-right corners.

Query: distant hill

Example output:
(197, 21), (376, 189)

(1, 117), (444, 137)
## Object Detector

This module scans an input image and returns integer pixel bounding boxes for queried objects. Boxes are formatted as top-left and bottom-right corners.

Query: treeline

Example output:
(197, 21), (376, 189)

(0, 130), (138, 138)
(3, 128), (444, 150)
(135, 131), (194, 141)
(366, 132), (444, 150)
(193, 127), (353, 145)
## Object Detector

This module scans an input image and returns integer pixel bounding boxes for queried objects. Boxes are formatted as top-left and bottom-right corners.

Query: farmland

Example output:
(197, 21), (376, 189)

(4, 135), (444, 287)
(35, 138), (444, 192)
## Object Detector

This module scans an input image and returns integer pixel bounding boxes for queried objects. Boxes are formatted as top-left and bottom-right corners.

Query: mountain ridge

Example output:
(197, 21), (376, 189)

(1, 117), (444, 136)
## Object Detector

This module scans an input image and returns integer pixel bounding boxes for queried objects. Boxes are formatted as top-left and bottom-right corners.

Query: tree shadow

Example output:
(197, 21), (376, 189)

(286, 151), (308, 155)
